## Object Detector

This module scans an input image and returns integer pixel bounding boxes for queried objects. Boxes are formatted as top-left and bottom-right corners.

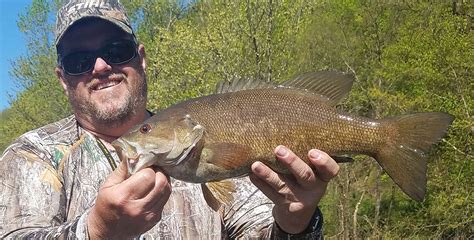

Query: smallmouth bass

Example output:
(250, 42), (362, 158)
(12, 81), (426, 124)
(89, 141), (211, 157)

(112, 71), (454, 208)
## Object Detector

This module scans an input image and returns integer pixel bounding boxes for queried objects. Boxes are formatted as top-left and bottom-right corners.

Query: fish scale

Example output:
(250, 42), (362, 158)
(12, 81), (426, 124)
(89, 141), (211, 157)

(181, 88), (382, 169)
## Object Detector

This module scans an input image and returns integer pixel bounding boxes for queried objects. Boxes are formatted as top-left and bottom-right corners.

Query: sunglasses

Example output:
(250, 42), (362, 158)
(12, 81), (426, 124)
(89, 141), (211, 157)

(59, 39), (138, 76)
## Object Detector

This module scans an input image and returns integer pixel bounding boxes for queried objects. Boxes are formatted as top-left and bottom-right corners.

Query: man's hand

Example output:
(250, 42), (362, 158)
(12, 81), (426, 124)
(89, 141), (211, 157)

(87, 159), (171, 239)
(249, 145), (339, 234)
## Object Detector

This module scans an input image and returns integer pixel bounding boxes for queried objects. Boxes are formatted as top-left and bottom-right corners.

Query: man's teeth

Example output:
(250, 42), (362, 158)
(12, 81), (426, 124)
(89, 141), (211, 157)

(95, 81), (119, 90)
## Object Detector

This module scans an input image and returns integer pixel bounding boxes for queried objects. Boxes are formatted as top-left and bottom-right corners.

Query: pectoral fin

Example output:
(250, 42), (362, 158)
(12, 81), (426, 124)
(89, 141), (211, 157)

(203, 142), (252, 170)
(201, 180), (236, 211)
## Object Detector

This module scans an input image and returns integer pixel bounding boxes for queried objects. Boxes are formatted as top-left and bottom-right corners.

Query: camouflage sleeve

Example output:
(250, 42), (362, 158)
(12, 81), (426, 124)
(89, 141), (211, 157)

(222, 178), (323, 239)
(0, 138), (89, 239)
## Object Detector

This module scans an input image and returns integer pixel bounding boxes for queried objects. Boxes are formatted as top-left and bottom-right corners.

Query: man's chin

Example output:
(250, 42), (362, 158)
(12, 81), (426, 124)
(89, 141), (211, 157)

(69, 85), (146, 128)
(93, 104), (135, 126)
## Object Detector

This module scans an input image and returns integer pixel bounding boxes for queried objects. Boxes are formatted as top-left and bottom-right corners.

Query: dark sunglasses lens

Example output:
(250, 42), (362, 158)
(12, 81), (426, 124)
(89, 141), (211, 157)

(61, 40), (137, 75)
(102, 41), (137, 64)
(62, 52), (96, 75)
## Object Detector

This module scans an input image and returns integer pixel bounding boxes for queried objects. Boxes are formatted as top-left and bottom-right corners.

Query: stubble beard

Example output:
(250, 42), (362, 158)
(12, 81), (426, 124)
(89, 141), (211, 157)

(68, 74), (147, 129)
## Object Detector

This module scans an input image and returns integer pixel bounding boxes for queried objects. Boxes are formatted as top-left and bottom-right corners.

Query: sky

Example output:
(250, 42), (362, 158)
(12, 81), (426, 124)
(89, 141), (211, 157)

(0, 0), (30, 111)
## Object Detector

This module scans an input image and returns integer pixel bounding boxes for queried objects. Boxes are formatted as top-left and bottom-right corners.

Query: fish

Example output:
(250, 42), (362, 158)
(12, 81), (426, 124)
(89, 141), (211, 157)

(112, 70), (454, 209)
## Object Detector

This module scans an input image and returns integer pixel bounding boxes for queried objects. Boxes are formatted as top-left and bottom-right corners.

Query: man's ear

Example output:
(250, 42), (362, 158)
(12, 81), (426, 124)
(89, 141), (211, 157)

(55, 66), (69, 97)
(138, 44), (146, 71)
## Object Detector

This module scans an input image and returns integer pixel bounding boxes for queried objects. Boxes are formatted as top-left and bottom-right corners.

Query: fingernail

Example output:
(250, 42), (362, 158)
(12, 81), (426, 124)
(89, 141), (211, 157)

(276, 146), (288, 157)
(309, 149), (322, 160)
(252, 162), (263, 174)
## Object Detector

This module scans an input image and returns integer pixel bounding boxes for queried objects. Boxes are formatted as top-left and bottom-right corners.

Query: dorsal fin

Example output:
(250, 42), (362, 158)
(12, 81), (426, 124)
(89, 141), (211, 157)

(215, 71), (354, 105)
(215, 76), (276, 94)
(282, 70), (354, 105)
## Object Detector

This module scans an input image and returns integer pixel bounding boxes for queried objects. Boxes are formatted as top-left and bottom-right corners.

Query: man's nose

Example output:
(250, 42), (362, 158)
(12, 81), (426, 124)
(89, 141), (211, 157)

(92, 57), (112, 75)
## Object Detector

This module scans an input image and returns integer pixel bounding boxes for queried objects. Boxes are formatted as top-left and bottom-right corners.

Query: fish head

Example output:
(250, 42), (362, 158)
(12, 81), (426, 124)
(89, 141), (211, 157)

(112, 113), (205, 175)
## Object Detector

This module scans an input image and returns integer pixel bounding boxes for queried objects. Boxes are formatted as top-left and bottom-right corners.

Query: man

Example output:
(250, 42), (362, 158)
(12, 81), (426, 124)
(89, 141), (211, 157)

(0, 0), (339, 239)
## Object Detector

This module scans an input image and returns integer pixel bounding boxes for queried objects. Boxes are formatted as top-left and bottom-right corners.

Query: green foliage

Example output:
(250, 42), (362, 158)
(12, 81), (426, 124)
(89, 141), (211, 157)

(0, 0), (70, 151)
(0, 0), (472, 238)
(308, 1), (473, 238)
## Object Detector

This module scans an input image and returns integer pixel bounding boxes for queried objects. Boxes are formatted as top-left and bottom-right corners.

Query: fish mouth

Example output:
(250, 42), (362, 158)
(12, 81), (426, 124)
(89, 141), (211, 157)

(127, 153), (142, 174)
(111, 138), (127, 158)
(111, 138), (141, 173)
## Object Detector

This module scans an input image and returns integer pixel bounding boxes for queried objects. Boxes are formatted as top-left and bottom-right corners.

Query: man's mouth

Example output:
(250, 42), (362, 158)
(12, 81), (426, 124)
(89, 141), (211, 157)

(93, 80), (122, 91)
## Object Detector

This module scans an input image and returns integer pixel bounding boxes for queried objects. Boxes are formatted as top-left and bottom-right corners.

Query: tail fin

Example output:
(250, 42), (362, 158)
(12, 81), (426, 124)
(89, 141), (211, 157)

(376, 112), (454, 201)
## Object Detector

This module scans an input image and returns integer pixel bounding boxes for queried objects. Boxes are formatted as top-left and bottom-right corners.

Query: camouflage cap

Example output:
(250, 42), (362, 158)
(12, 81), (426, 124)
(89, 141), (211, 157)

(55, 0), (134, 46)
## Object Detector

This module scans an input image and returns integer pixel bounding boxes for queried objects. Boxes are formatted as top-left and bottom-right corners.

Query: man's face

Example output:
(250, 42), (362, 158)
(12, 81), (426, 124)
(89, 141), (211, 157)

(55, 19), (147, 128)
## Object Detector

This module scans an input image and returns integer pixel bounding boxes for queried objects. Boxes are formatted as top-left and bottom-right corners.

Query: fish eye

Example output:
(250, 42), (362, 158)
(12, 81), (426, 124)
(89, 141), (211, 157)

(140, 123), (152, 134)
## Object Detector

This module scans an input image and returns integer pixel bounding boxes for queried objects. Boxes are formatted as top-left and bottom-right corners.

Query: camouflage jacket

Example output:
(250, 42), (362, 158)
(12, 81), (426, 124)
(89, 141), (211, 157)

(0, 115), (323, 239)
